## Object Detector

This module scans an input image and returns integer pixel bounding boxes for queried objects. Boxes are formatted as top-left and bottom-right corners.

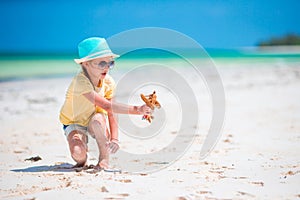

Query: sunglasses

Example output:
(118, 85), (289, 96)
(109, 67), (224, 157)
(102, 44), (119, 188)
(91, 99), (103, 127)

(92, 60), (115, 69)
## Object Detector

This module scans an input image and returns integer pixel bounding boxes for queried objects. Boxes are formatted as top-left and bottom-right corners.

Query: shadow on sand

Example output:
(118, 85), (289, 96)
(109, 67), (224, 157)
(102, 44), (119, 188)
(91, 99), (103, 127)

(11, 163), (76, 173)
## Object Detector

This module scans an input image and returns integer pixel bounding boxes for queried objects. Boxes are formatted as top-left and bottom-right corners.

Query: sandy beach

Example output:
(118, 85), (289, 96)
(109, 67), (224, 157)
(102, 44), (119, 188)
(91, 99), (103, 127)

(0, 59), (300, 199)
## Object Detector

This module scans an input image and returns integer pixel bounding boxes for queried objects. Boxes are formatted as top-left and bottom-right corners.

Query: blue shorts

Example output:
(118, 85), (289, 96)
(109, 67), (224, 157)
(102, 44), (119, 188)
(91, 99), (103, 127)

(62, 124), (88, 138)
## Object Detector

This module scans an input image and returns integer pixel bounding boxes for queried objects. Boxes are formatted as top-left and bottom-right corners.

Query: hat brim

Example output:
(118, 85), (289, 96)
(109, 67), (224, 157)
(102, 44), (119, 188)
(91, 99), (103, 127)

(74, 53), (120, 64)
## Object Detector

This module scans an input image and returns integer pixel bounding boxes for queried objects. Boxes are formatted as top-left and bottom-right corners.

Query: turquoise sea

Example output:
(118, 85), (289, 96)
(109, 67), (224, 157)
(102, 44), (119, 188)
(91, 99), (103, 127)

(1, 48), (299, 82)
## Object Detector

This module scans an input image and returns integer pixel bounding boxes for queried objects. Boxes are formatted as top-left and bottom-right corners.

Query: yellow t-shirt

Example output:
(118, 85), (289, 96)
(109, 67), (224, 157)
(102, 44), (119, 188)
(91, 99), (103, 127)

(59, 72), (115, 127)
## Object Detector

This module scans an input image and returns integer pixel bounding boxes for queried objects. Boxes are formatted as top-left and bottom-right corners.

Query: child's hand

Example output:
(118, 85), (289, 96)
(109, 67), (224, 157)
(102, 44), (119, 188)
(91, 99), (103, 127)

(138, 104), (153, 115)
(106, 139), (119, 154)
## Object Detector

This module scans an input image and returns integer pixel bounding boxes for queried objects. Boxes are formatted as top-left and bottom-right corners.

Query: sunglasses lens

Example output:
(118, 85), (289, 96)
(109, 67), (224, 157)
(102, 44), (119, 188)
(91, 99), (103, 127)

(98, 61), (114, 69)
(98, 61), (107, 68)
(109, 61), (115, 68)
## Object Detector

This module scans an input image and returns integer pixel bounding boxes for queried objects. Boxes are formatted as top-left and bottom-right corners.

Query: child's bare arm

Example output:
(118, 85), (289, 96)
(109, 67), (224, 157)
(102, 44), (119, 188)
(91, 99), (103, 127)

(83, 91), (151, 115)
(107, 101), (118, 142)
(107, 102), (119, 153)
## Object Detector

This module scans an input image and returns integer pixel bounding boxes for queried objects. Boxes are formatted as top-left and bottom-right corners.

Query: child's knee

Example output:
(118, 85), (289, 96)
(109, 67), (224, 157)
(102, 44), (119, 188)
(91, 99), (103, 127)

(69, 141), (87, 163)
(88, 113), (106, 133)
(68, 131), (87, 153)
(71, 144), (86, 157)
(90, 113), (106, 125)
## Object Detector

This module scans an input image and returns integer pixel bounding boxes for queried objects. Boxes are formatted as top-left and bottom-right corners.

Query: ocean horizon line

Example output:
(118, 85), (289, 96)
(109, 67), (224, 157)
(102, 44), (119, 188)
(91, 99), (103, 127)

(1, 46), (300, 60)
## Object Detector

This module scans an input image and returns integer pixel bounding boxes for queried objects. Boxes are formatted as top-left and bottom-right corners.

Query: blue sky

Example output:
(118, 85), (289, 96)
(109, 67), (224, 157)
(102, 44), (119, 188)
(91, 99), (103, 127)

(0, 0), (299, 53)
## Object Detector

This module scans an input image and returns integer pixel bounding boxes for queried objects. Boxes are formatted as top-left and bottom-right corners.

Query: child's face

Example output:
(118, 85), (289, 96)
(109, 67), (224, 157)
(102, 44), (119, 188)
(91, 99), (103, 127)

(86, 56), (114, 79)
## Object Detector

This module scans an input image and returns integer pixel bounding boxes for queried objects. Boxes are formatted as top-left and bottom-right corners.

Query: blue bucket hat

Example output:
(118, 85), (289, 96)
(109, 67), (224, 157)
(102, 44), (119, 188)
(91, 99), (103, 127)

(74, 37), (119, 64)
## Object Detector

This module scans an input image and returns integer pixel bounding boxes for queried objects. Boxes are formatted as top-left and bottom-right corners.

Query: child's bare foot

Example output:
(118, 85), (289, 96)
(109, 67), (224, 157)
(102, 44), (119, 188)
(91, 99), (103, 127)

(72, 162), (87, 168)
(95, 159), (109, 169)
(93, 163), (121, 173)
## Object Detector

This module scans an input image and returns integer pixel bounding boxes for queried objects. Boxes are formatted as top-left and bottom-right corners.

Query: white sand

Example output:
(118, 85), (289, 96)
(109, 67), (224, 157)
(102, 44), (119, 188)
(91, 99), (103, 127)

(0, 60), (299, 199)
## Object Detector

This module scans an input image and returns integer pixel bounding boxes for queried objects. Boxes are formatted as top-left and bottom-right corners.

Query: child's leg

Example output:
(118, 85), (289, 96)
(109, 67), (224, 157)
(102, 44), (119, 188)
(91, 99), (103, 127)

(67, 130), (88, 167)
(88, 113), (109, 169)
